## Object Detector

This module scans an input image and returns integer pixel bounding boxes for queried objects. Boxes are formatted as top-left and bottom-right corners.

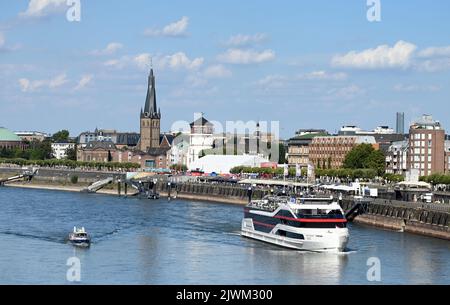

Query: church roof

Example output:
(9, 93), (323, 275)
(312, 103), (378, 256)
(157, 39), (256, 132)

(116, 133), (140, 146)
(142, 69), (160, 119)
(138, 147), (170, 156)
(190, 116), (212, 127)
(160, 134), (174, 146)
(84, 141), (117, 150)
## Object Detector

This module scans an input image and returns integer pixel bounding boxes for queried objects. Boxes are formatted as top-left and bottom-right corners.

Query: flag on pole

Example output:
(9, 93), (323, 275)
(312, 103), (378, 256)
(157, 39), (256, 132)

(283, 164), (289, 177)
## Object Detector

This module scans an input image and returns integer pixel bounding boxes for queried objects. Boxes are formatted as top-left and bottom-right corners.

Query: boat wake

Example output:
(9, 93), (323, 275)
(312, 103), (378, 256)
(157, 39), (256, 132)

(0, 230), (66, 244)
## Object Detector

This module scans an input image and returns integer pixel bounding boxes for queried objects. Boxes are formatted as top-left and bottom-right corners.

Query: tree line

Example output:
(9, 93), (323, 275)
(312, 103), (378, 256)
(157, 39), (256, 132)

(0, 158), (140, 170)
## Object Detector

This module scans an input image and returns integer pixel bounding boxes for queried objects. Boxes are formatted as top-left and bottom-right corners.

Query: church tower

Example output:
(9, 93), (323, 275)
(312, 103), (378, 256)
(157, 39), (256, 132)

(139, 68), (161, 151)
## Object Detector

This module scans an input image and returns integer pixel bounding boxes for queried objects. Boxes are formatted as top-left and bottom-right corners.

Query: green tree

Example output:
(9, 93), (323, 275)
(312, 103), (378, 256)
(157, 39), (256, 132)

(343, 144), (374, 169)
(66, 145), (77, 161)
(52, 130), (70, 143)
(343, 144), (386, 176)
(278, 143), (286, 164)
(365, 149), (386, 176)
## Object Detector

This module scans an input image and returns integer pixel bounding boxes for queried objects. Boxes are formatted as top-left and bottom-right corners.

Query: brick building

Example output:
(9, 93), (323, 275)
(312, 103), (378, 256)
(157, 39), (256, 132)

(77, 141), (117, 162)
(287, 130), (328, 167)
(407, 115), (446, 176)
(446, 141), (450, 174)
(308, 136), (377, 169)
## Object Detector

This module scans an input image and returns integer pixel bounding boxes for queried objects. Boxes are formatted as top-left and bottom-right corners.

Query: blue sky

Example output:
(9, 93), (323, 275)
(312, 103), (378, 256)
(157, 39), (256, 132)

(1, 0), (449, 138)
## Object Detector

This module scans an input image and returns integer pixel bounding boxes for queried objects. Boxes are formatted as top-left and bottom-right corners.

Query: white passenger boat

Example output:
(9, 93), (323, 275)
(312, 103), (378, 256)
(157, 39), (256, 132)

(241, 196), (349, 252)
(69, 227), (91, 247)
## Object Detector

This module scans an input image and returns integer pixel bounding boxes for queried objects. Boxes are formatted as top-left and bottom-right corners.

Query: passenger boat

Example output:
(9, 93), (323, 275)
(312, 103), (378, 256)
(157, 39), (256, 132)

(241, 196), (349, 252)
(69, 227), (91, 247)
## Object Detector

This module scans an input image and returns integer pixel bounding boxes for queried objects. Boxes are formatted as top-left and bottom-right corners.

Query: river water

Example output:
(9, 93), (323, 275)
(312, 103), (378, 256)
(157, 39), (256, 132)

(0, 187), (448, 284)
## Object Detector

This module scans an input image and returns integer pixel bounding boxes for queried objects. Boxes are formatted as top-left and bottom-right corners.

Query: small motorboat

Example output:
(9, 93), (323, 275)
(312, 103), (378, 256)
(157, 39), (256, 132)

(69, 227), (91, 247)
(147, 190), (160, 200)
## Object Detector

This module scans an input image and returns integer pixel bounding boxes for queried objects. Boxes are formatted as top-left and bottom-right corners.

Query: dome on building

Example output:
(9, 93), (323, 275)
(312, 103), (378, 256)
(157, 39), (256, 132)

(0, 127), (22, 142)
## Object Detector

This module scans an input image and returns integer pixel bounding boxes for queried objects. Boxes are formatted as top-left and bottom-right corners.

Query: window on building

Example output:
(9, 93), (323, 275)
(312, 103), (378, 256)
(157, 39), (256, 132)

(145, 160), (156, 168)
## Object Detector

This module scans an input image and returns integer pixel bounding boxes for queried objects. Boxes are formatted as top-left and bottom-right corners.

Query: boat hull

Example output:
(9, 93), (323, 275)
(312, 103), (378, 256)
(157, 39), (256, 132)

(241, 218), (349, 252)
(69, 240), (91, 247)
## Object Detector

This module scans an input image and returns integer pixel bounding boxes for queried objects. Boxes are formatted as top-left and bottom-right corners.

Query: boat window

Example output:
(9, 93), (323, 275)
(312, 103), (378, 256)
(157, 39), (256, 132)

(328, 210), (344, 217)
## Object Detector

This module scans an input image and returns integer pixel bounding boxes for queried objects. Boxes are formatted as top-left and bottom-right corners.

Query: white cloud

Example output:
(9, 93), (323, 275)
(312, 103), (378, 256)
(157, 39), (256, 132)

(104, 58), (125, 69)
(74, 74), (93, 90)
(224, 33), (267, 47)
(418, 46), (450, 58)
(394, 84), (441, 92)
(218, 49), (275, 64)
(331, 41), (417, 69)
(159, 52), (204, 70)
(0, 32), (5, 48)
(0, 32), (21, 52)
(203, 65), (232, 78)
(20, 0), (66, 18)
(298, 70), (348, 81)
(254, 75), (289, 89)
(91, 43), (123, 56)
(416, 58), (450, 72)
(144, 16), (189, 37)
(185, 74), (209, 88)
(133, 53), (152, 70)
(104, 52), (204, 71)
(324, 85), (365, 100)
(49, 73), (68, 88)
(19, 73), (68, 92)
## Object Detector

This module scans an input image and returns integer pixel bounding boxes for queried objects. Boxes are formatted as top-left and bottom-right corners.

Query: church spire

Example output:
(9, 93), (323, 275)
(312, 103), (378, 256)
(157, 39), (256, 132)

(144, 68), (158, 118)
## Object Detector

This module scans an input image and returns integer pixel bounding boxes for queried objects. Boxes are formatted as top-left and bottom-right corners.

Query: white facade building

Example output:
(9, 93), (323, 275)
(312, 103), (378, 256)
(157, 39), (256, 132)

(52, 143), (75, 160)
(385, 140), (409, 175)
(170, 134), (190, 167)
(187, 115), (214, 168)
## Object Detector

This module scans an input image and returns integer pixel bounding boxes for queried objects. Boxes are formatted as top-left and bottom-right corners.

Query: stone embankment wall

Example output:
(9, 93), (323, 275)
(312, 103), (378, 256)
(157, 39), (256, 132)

(0, 167), (124, 185)
(156, 182), (268, 205)
(341, 199), (450, 240)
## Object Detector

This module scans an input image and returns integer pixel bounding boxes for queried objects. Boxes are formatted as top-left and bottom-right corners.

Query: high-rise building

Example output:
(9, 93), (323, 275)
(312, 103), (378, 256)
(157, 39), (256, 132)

(407, 115), (445, 177)
(396, 112), (405, 135)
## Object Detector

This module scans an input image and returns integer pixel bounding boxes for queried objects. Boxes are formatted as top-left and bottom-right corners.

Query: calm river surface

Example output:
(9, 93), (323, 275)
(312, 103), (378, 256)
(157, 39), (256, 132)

(0, 187), (448, 284)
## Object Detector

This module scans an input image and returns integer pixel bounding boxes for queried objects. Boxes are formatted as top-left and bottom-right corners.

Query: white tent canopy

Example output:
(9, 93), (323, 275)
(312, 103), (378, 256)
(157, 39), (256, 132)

(189, 155), (269, 174)
(396, 181), (432, 189)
